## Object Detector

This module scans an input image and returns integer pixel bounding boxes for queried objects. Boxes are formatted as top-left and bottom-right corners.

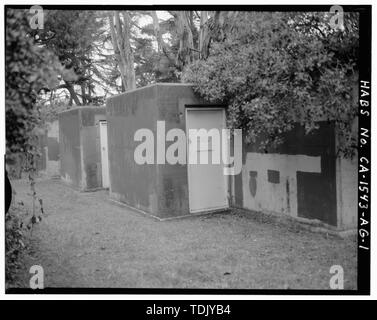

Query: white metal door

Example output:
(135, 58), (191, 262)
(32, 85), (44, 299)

(99, 121), (110, 188)
(186, 108), (228, 213)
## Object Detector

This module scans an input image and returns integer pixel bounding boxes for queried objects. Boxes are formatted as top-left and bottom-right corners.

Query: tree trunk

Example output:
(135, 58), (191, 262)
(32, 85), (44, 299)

(65, 81), (81, 106)
(121, 11), (136, 90)
(151, 11), (164, 54)
(108, 11), (136, 91)
(199, 11), (229, 59)
(172, 11), (195, 68)
(81, 83), (87, 105)
(150, 11), (176, 67)
(199, 11), (210, 59)
(108, 13), (127, 88)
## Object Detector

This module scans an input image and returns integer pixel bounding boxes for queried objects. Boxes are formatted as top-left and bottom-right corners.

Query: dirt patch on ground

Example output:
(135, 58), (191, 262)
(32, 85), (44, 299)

(9, 178), (357, 290)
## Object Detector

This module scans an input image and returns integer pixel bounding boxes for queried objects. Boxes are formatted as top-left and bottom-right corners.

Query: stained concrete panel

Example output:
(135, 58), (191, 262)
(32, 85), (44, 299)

(47, 137), (59, 161)
(59, 107), (106, 191)
(337, 157), (357, 229)
(59, 109), (81, 188)
(36, 131), (47, 172)
(46, 120), (60, 177)
(233, 122), (338, 227)
(106, 83), (207, 218)
(107, 85), (159, 214)
(155, 85), (204, 217)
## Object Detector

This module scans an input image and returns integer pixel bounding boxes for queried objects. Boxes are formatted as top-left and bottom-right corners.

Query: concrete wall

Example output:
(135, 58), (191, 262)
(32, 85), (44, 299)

(336, 157), (357, 230)
(107, 83), (204, 218)
(335, 117), (358, 230)
(59, 108), (81, 188)
(156, 84), (204, 217)
(107, 84), (357, 229)
(232, 122), (339, 227)
(334, 86), (358, 230)
(107, 85), (159, 214)
(36, 120), (60, 176)
(46, 120), (60, 177)
(36, 131), (47, 172)
(59, 107), (106, 191)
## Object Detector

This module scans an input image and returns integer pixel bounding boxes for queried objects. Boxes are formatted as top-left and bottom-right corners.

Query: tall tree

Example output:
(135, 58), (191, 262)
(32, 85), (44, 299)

(170, 11), (196, 68)
(108, 11), (136, 91)
(32, 10), (106, 106)
(199, 11), (210, 59)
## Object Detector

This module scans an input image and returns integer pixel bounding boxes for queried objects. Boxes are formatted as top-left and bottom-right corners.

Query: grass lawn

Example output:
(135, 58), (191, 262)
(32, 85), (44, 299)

(9, 178), (357, 290)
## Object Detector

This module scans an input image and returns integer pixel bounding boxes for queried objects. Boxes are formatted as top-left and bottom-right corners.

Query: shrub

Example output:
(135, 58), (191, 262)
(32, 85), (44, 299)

(183, 12), (359, 157)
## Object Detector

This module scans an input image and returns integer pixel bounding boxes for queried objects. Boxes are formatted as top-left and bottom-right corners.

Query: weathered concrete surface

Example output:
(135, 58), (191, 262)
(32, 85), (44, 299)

(106, 83), (204, 218)
(36, 130), (47, 173)
(335, 117), (358, 231)
(35, 120), (60, 177)
(232, 121), (357, 230)
(107, 85), (159, 215)
(107, 84), (356, 230)
(59, 107), (106, 191)
(46, 120), (60, 177)
(59, 109), (81, 188)
(336, 157), (357, 230)
(156, 84), (204, 217)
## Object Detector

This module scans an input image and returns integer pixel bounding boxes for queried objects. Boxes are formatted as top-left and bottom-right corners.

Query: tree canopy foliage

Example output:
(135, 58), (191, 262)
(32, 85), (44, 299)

(33, 10), (107, 106)
(6, 9), (61, 155)
(183, 12), (359, 157)
(6, 9), (359, 159)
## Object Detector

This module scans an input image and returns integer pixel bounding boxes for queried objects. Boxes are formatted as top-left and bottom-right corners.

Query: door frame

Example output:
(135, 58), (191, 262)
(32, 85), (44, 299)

(185, 107), (229, 213)
(99, 120), (109, 189)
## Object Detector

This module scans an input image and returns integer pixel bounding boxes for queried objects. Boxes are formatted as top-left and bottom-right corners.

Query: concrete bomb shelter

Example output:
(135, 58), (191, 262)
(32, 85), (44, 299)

(59, 106), (108, 191)
(106, 83), (357, 231)
(106, 83), (230, 219)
